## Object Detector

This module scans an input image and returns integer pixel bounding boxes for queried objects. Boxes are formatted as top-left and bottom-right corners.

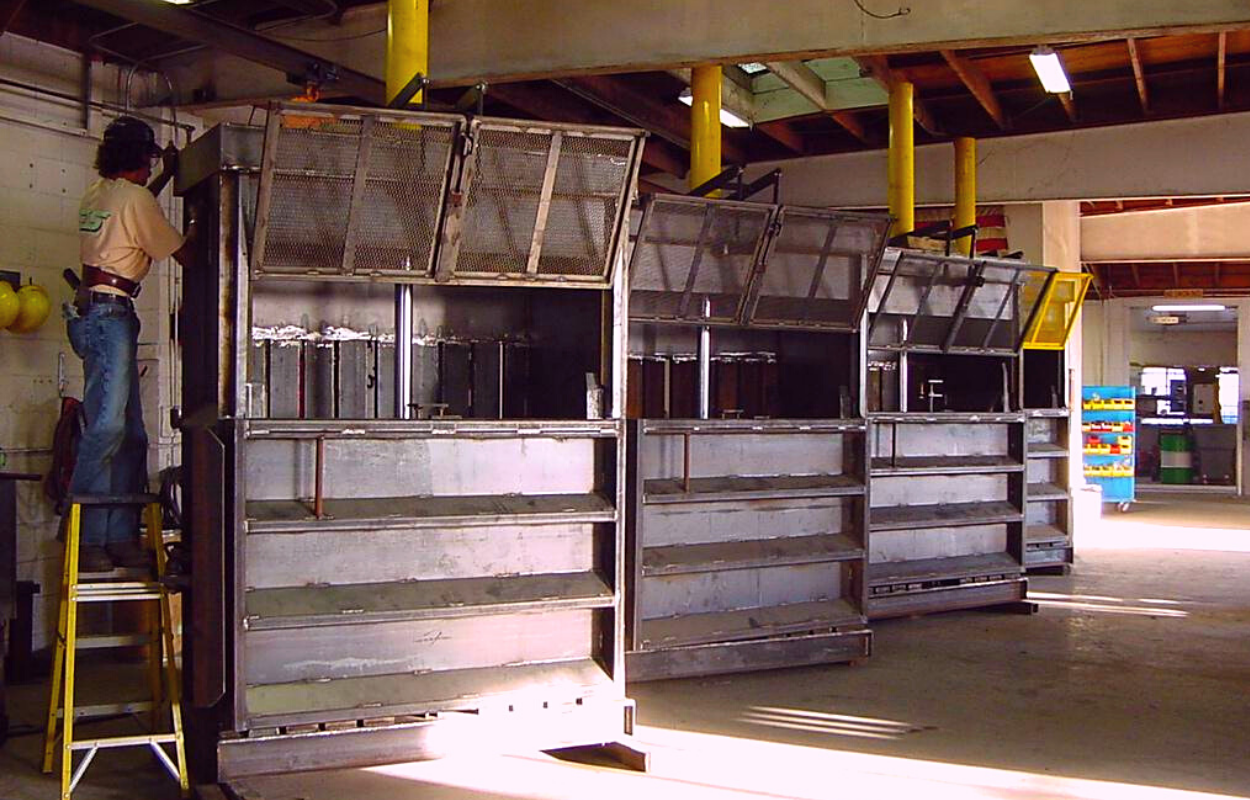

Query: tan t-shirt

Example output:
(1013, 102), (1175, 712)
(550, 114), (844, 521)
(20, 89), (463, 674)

(79, 177), (184, 296)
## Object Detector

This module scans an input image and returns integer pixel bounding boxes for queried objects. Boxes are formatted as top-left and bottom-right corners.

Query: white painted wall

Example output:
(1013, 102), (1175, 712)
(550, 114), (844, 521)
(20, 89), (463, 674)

(746, 112), (1250, 206)
(0, 33), (199, 649)
(1131, 329), (1238, 367)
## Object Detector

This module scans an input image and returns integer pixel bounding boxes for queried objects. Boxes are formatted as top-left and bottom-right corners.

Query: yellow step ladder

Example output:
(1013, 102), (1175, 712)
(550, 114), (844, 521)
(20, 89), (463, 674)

(42, 494), (189, 799)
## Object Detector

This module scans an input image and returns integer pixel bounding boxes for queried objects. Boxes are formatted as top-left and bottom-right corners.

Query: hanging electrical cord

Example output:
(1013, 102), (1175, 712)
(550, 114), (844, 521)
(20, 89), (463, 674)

(851, 0), (910, 20)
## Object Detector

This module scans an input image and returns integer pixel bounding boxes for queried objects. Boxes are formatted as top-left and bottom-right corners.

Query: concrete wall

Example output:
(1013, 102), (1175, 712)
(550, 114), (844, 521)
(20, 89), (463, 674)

(1082, 203), (1250, 263)
(0, 33), (197, 649)
(746, 111), (1250, 206)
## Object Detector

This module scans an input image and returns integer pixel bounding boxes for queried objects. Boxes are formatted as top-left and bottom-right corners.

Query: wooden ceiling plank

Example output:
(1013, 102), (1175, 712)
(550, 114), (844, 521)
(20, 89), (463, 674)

(854, 55), (941, 136)
(940, 48), (1008, 129)
(1127, 37), (1149, 113)
(1218, 31), (1228, 109)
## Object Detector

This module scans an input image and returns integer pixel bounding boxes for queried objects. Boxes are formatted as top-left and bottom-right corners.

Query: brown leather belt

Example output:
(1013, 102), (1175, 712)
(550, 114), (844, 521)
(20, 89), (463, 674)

(82, 264), (140, 297)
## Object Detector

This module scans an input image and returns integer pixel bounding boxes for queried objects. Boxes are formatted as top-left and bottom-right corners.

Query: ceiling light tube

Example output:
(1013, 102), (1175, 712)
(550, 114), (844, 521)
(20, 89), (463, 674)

(1029, 46), (1071, 94)
(1151, 303), (1227, 312)
(678, 89), (751, 129)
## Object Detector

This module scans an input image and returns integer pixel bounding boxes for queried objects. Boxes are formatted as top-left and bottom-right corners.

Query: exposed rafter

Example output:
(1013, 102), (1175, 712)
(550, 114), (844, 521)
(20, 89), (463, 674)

(1127, 37), (1149, 113)
(753, 120), (807, 156)
(666, 68), (757, 122)
(0, 0), (29, 35)
(854, 55), (941, 135)
(1218, 31), (1228, 109)
(73, 0), (385, 103)
(763, 60), (873, 144)
(1058, 91), (1077, 122)
(940, 49), (1008, 130)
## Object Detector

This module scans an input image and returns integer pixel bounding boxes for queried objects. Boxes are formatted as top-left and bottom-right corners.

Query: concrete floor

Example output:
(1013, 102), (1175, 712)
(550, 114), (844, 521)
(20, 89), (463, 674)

(3, 493), (1248, 799)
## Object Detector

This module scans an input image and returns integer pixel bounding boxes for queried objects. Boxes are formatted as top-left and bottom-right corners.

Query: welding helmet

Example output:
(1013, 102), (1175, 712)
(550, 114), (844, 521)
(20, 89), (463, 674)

(103, 116), (162, 159)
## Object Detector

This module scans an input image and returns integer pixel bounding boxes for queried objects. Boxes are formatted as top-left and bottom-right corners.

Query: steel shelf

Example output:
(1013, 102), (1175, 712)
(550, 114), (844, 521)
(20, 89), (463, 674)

(643, 474), (864, 504)
(869, 501), (1023, 532)
(638, 599), (862, 649)
(641, 534), (863, 577)
(1027, 482), (1069, 502)
(868, 552), (1022, 586)
(246, 493), (616, 531)
(871, 455), (1024, 476)
(1026, 523), (1069, 544)
(245, 659), (615, 727)
(245, 572), (615, 630)
(1026, 443), (1068, 459)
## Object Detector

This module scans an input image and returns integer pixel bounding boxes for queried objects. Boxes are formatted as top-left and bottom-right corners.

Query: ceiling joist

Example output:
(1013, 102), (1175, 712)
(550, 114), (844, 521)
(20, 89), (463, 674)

(763, 60), (873, 144)
(940, 49), (1008, 130)
(854, 55), (941, 135)
(1127, 37), (1150, 113)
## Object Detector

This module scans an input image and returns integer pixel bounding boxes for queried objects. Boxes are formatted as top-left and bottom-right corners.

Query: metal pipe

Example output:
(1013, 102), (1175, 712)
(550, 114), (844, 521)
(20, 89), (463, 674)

(387, 0), (429, 105)
(682, 432), (692, 493)
(954, 137), (977, 256)
(394, 285), (414, 419)
(689, 65), (722, 192)
(697, 297), (711, 419)
(888, 82), (915, 238)
(314, 437), (325, 519)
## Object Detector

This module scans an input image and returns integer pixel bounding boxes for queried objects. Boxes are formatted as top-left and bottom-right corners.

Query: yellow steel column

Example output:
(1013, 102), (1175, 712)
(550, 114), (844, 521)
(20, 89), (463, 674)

(690, 65), (723, 191)
(386, 0), (429, 105)
(888, 82), (915, 238)
(954, 137), (977, 256)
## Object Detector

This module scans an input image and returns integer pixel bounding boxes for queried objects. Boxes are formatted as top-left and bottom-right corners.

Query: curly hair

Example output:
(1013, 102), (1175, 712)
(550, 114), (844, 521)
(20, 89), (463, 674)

(94, 140), (151, 178)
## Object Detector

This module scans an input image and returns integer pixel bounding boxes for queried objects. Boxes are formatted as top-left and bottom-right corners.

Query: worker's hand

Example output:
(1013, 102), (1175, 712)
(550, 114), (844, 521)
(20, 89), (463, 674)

(161, 143), (179, 176)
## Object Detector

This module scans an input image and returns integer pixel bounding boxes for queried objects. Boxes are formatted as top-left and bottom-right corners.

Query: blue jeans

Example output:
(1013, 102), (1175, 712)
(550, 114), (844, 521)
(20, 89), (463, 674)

(67, 302), (148, 546)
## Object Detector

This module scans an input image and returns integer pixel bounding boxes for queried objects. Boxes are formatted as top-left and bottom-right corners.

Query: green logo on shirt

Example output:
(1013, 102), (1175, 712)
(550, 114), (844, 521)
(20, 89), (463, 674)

(79, 209), (112, 233)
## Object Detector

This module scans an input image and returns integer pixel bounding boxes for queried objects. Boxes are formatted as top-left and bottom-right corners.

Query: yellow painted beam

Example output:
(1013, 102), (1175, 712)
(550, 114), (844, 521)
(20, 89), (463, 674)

(690, 65), (723, 191)
(954, 137), (976, 256)
(387, 0), (428, 105)
(888, 81), (914, 237)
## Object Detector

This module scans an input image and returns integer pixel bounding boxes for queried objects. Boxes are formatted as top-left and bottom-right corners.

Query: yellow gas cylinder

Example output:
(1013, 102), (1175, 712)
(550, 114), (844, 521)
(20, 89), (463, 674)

(0, 281), (18, 329)
(8, 284), (50, 333)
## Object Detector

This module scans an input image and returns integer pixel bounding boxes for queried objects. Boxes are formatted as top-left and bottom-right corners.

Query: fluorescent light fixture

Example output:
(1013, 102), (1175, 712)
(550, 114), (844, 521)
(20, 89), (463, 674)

(161, 0), (194, 4)
(678, 88), (751, 128)
(1029, 46), (1071, 94)
(1151, 303), (1227, 312)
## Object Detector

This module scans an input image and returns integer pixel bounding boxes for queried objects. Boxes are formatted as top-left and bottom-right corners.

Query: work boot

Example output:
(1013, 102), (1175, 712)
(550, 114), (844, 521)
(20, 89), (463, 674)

(106, 539), (155, 569)
(78, 545), (114, 573)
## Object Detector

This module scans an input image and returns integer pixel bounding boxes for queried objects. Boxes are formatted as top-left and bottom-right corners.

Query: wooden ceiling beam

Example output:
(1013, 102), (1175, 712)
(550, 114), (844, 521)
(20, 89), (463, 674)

(753, 119), (808, 155)
(0, 0), (28, 35)
(1218, 31), (1228, 109)
(763, 60), (873, 144)
(940, 49), (1008, 130)
(1127, 37), (1149, 113)
(1058, 91), (1077, 122)
(854, 55), (941, 136)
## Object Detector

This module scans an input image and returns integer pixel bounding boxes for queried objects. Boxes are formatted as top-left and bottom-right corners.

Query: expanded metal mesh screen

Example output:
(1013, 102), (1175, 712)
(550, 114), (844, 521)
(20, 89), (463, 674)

(747, 208), (890, 330)
(254, 107), (459, 279)
(538, 134), (635, 278)
(450, 122), (640, 284)
(629, 197), (773, 324)
(867, 250), (1057, 354)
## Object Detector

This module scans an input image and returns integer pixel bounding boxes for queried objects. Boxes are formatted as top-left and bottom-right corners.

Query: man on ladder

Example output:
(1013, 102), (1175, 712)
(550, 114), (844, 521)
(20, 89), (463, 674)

(43, 115), (195, 798)
(68, 115), (196, 571)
